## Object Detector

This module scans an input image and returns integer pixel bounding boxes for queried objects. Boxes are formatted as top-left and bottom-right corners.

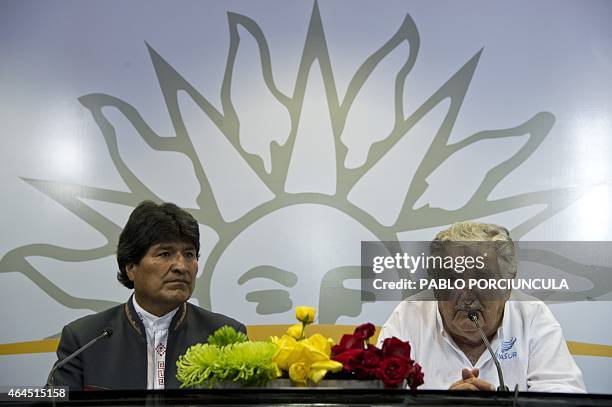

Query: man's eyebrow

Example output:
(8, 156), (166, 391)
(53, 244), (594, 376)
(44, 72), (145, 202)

(153, 243), (196, 251)
(238, 266), (298, 287)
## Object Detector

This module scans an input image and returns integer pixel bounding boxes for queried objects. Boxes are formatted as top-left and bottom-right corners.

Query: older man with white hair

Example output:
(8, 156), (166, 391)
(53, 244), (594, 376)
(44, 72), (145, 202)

(378, 221), (585, 392)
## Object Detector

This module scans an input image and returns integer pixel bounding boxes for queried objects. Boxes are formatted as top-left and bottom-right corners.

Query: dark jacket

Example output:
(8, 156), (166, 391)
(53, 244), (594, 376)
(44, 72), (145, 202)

(49, 297), (246, 390)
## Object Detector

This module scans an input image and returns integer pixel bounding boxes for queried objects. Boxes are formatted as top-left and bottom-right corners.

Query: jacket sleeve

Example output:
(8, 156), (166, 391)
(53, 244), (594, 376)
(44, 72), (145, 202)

(47, 325), (84, 390)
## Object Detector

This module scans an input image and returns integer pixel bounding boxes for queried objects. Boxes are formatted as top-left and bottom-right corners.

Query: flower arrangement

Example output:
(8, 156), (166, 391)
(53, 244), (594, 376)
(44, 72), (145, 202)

(271, 306), (343, 386)
(176, 326), (281, 387)
(331, 323), (424, 389)
(176, 307), (424, 389)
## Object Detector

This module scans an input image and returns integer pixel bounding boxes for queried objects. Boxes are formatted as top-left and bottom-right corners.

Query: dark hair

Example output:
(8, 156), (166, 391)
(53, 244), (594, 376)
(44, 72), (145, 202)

(116, 200), (200, 289)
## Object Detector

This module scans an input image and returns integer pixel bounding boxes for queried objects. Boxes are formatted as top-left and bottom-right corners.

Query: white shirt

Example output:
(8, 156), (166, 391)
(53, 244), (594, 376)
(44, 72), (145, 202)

(132, 297), (178, 390)
(378, 292), (586, 392)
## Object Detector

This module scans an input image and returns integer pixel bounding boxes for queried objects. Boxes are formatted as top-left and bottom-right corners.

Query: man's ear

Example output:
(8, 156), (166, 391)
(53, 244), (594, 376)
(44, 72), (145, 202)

(126, 263), (137, 282)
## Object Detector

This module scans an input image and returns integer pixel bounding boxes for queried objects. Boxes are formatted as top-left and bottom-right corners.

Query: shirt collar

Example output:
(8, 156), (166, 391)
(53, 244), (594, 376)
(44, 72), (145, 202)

(132, 296), (179, 331)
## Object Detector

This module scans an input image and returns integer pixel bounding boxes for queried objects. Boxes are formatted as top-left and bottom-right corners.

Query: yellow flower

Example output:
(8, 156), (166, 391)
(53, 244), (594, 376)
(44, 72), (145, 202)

(271, 308), (342, 386)
(301, 335), (332, 364)
(295, 306), (316, 324)
(272, 335), (304, 371)
(304, 333), (333, 356)
(286, 323), (304, 339)
(289, 361), (310, 386)
(309, 360), (343, 384)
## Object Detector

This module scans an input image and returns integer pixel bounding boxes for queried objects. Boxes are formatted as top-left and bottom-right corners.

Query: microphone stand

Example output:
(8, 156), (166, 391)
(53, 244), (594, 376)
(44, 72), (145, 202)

(47, 328), (113, 387)
(468, 312), (509, 392)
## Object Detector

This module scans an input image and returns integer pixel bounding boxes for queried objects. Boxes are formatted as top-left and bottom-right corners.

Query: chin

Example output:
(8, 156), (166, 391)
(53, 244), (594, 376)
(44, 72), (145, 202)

(162, 290), (190, 305)
(454, 318), (478, 332)
(459, 325), (478, 334)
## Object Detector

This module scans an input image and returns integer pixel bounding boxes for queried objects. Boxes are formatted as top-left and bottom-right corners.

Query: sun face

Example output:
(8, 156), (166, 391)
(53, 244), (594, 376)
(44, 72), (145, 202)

(209, 204), (381, 323)
(0, 1), (587, 326)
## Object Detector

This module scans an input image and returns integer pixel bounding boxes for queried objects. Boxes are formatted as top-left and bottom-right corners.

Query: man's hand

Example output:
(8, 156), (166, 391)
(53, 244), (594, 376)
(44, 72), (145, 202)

(449, 368), (495, 391)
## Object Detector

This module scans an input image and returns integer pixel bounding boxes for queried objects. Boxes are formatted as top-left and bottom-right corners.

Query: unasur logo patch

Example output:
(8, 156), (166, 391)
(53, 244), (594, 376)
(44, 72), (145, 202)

(497, 337), (518, 361)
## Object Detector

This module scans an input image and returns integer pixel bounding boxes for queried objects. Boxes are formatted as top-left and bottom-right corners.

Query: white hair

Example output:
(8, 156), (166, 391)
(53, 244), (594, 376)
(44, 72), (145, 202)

(430, 221), (517, 278)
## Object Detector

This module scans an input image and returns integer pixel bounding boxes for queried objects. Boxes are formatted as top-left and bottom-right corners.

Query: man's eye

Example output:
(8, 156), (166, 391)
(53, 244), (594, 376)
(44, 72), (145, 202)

(185, 252), (196, 260)
(159, 251), (170, 257)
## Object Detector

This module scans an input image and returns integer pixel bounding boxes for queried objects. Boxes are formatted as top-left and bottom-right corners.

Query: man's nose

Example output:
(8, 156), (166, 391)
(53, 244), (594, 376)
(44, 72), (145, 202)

(458, 289), (478, 306)
(171, 253), (189, 272)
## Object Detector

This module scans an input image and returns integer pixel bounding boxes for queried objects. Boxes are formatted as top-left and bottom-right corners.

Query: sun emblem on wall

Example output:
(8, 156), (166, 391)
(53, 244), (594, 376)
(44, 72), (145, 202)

(0, 2), (588, 325)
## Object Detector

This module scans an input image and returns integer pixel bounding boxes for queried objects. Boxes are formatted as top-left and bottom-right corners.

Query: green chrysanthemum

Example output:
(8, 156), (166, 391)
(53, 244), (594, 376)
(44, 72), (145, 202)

(223, 341), (281, 386)
(176, 329), (280, 388)
(207, 326), (248, 347)
(176, 343), (222, 387)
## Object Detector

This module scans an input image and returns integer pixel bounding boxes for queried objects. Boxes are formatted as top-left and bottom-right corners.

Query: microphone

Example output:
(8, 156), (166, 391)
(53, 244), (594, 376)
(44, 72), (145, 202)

(467, 312), (509, 392)
(47, 327), (113, 387)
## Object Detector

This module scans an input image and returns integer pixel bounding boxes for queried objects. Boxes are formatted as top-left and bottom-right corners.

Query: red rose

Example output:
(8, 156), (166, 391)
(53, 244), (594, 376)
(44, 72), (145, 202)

(332, 348), (364, 371)
(351, 346), (382, 379)
(381, 337), (411, 359)
(331, 327), (424, 387)
(407, 362), (424, 389)
(377, 356), (412, 388)
(354, 323), (376, 340)
(362, 346), (382, 368)
(331, 333), (366, 356)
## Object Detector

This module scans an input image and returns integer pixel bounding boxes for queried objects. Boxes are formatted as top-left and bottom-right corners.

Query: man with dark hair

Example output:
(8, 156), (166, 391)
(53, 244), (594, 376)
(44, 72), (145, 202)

(48, 201), (246, 390)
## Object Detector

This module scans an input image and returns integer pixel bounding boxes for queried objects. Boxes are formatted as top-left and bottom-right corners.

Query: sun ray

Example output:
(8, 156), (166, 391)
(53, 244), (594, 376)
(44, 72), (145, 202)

(266, 1), (341, 192)
(396, 186), (587, 238)
(78, 94), (164, 203)
(226, 23), (292, 174)
(337, 14), (420, 176)
(400, 112), (553, 217)
(21, 178), (124, 241)
(340, 17), (417, 170)
(285, 62), (337, 195)
(224, 12), (292, 105)
(180, 92), (275, 222)
(145, 46), (228, 224)
(0, 179), (127, 312)
(343, 49), (483, 199)
(222, 12), (292, 187)
(0, 256), (117, 313)
(347, 100), (449, 226)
